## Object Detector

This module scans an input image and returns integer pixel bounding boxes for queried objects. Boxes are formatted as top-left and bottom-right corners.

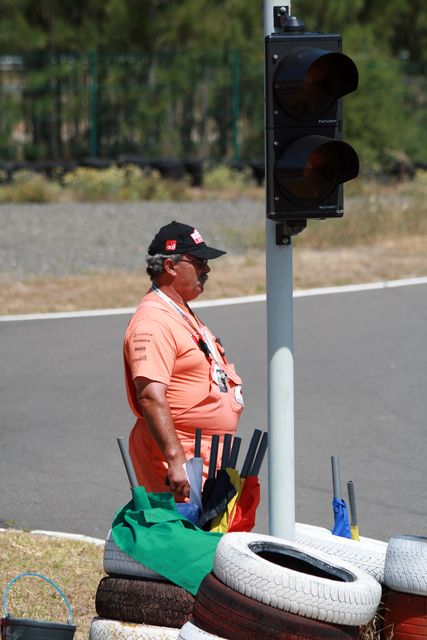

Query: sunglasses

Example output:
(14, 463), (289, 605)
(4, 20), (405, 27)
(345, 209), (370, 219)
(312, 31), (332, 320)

(179, 256), (209, 269)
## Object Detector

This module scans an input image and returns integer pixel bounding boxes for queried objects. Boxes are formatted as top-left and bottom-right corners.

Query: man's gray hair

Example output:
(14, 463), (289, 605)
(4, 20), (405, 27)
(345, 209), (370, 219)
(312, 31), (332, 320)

(146, 253), (181, 280)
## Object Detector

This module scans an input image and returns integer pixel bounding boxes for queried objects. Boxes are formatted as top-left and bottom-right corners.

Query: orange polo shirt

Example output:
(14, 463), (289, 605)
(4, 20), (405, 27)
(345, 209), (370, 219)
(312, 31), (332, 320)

(123, 290), (243, 491)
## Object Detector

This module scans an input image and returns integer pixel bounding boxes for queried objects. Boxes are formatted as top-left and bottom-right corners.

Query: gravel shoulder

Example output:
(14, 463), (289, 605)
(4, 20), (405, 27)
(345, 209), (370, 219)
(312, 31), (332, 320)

(2, 201), (427, 315)
(1, 200), (264, 277)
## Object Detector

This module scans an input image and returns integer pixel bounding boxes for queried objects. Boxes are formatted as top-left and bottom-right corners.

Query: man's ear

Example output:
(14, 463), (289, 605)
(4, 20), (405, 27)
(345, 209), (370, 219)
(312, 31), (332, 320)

(163, 257), (178, 276)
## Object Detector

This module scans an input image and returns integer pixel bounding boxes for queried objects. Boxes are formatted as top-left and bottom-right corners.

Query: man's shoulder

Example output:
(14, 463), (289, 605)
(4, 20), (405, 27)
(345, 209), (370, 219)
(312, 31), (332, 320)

(134, 291), (176, 319)
(127, 292), (180, 335)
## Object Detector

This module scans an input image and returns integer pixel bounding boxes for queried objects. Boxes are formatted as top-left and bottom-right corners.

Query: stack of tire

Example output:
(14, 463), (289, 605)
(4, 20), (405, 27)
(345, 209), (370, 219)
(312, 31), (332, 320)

(179, 531), (383, 640)
(382, 535), (427, 640)
(88, 529), (193, 639)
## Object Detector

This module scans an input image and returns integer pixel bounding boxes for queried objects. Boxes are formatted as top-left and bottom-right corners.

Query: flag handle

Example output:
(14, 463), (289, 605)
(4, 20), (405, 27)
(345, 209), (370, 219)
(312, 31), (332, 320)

(208, 434), (220, 478)
(250, 431), (268, 476)
(117, 437), (138, 489)
(221, 433), (233, 469)
(194, 428), (202, 458)
(331, 455), (342, 500)
(228, 436), (241, 469)
(347, 480), (358, 526)
(241, 428), (262, 478)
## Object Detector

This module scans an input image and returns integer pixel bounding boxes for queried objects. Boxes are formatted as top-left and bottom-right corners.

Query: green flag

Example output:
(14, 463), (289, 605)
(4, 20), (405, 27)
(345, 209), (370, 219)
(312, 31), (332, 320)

(111, 486), (222, 595)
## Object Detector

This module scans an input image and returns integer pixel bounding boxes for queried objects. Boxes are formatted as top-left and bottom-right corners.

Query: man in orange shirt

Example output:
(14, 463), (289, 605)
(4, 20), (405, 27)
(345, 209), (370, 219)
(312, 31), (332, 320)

(123, 221), (244, 501)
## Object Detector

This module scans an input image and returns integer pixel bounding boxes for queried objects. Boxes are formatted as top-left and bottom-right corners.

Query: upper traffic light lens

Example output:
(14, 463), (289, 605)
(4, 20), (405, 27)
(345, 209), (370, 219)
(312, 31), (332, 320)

(273, 47), (358, 119)
(275, 135), (359, 202)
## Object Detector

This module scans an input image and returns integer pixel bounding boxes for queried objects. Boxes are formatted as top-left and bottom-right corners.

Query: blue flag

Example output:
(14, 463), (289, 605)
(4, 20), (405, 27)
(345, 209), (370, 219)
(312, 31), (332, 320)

(332, 497), (352, 538)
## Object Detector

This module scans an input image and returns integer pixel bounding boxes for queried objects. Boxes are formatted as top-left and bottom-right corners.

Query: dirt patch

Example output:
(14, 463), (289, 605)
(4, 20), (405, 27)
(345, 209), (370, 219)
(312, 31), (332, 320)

(1, 237), (426, 315)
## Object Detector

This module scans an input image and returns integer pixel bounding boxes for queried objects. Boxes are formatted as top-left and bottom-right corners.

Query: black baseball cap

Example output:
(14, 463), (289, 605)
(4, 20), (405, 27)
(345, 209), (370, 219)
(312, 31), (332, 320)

(148, 221), (226, 259)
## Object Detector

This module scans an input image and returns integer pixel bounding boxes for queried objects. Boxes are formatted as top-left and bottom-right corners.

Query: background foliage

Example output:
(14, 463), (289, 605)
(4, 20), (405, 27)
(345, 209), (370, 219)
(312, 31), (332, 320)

(0, 0), (426, 171)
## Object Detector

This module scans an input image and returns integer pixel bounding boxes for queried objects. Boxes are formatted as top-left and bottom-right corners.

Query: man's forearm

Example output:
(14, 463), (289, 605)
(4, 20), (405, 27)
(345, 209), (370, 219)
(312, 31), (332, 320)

(135, 377), (190, 498)
(140, 395), (186, 466)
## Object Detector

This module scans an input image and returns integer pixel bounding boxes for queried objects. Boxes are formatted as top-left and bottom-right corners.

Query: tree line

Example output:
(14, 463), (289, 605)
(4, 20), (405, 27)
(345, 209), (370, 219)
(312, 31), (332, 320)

(0, 0), (426, 172)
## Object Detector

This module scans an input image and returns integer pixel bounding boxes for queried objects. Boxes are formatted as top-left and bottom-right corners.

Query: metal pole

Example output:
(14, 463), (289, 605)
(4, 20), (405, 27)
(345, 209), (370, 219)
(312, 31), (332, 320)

(264, 0), (295, 540)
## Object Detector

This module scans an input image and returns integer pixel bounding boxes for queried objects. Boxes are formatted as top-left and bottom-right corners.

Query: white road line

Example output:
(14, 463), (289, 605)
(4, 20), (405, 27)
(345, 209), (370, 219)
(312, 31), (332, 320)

(1, 276), (427, 322)
(0, 527), (105, 545)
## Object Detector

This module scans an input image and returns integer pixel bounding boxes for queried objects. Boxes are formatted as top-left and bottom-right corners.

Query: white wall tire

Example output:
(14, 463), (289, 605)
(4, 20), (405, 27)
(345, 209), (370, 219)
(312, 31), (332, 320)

(89, 617), (179, 639)
(213, 532), (382, 626)
(104, 530), (167, 581)
(178, 622), (227, 640)
(295, 528), (387, 583)
(295, 523), (332, 538)
(384, 535), (427, 595)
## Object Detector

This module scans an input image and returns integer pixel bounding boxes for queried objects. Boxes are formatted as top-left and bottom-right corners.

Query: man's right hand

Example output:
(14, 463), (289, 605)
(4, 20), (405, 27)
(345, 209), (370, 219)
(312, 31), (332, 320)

(167, 461), (190, 500)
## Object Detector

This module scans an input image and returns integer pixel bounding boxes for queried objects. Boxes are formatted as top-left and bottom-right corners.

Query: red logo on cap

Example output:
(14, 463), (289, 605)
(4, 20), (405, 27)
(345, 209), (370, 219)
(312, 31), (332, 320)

(166, 240), (177, 251)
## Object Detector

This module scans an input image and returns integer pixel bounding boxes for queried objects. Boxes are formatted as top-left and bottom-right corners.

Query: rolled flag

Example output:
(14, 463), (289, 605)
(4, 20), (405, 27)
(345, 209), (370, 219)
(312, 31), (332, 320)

(227, 429), (266, 533)
(331, 455), (352, 539)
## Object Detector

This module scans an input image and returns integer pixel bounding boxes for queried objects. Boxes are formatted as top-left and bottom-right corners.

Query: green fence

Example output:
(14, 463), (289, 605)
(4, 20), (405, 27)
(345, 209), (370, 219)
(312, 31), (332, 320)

(1, 49), (426, 170)
(0, 49), (264, 163)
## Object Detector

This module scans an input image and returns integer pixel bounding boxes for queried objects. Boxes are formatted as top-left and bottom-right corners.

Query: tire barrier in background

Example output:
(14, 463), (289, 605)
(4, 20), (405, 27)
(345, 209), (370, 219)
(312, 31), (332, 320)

(0, 161), (14, 184)
(88, 617), (179, 640)
(382, 589), (427, 640)
(95, 576), (194, 628)
(103, 529), (167, 581)
(193, 572), (360, 640)
(150, 158), (186, 181)
(384, 535), (427, 595)
(213, 532), (382, 626)
(248, 159), (265, 186)
(79, 157), (115, 170)
(116, 154), (152, 170)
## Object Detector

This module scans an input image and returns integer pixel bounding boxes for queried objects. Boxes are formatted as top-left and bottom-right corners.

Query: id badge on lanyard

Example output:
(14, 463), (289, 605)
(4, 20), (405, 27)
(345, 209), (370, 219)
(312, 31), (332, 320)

(212, 363), (229, 393)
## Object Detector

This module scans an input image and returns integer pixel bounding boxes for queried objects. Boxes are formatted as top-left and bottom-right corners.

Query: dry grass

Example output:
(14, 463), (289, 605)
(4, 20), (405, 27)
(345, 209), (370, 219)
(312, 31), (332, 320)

(1, 237), (427, 315)
(0, 530), (104, 640)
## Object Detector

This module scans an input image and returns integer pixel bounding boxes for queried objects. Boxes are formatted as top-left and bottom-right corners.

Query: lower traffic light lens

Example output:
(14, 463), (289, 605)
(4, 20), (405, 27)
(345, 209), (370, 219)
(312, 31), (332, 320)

(275, 135), (359, 202)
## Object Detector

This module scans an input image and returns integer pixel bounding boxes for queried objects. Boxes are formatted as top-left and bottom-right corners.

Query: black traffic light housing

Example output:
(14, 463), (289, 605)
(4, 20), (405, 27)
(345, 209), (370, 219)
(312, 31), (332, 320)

(265, 26), (359, 222)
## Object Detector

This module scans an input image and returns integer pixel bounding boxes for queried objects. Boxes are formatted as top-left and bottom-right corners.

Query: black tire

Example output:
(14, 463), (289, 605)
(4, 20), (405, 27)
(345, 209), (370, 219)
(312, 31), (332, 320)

(193, 573), (360, 640)
(95, 576), (194, 628)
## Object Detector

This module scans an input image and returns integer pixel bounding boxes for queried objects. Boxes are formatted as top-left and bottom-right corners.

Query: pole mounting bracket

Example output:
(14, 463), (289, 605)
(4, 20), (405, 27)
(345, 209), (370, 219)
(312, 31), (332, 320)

(275, 220), (307, 245)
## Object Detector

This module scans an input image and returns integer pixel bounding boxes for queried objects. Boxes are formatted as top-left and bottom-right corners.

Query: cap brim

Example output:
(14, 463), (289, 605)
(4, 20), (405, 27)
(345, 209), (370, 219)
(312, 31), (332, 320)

(186, 246), (226, 259)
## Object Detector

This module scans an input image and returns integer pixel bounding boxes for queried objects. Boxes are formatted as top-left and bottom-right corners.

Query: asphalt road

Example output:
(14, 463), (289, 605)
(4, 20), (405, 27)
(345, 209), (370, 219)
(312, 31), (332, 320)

(1, 282), (426, 542)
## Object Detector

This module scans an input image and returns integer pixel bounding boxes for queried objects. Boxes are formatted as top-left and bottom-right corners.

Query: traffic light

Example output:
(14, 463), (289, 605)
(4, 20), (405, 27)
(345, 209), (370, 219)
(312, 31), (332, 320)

(265, 22), (359, 222)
